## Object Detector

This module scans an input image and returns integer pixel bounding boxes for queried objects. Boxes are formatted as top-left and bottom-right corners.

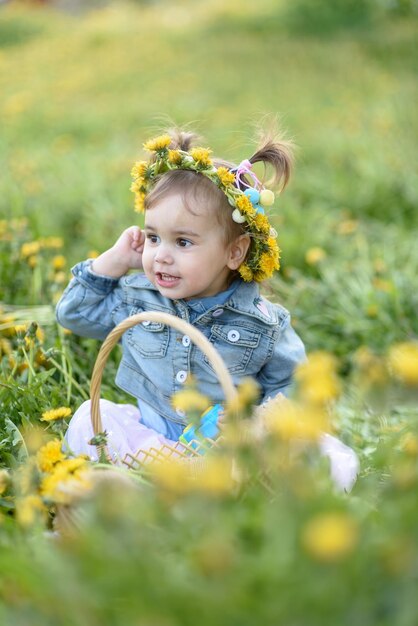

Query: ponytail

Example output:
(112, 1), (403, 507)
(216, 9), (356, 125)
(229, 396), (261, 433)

(248, 125), (294, 192)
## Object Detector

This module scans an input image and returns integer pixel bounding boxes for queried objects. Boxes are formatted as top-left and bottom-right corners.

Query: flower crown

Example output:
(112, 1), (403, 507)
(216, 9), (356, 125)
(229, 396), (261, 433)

(130, 134), (281, 282)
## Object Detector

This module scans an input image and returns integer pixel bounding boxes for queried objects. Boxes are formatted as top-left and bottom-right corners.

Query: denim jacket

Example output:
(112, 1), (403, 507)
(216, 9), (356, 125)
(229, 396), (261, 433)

(56, 260), (306, 426)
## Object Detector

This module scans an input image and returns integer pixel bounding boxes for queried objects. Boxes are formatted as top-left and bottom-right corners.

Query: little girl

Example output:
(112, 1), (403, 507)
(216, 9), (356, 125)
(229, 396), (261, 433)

(57, 127), (358, 490)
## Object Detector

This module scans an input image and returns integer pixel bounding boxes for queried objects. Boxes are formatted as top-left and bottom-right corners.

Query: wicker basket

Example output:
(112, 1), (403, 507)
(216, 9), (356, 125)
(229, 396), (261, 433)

(89, 311), (239, 469)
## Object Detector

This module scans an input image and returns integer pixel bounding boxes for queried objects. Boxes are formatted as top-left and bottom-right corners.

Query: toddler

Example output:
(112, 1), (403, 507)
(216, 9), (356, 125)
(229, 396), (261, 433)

(56, 127), (358, 490)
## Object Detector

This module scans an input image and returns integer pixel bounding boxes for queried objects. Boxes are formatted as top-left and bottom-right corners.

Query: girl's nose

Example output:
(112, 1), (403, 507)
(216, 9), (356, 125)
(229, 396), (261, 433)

(154, 244), (173, 264)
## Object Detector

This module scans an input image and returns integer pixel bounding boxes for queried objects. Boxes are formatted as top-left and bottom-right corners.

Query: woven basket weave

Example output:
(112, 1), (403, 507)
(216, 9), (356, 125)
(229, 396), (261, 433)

(89, 311), (239, 468)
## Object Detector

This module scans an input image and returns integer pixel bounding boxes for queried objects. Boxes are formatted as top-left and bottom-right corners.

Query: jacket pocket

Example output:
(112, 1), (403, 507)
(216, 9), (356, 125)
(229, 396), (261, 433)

(199, 323), (261, 375)
(127, 308), (169, 359)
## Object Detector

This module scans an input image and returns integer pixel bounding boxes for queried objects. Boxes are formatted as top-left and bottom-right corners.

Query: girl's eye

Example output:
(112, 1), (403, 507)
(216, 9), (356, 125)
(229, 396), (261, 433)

(177, 238), (192, 248)
(147, 234), (160, 244)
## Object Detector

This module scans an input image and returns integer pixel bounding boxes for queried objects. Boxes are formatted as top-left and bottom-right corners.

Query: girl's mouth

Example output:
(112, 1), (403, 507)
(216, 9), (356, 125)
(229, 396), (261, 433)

(155, 272), (180, 288)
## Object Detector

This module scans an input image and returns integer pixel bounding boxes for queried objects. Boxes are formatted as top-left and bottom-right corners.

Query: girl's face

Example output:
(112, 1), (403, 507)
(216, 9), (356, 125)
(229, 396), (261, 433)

(142, 193), (239, 301)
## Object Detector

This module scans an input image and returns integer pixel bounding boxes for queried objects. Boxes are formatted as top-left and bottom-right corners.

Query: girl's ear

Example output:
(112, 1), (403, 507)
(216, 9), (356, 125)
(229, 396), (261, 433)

(227, 234), (251, 270)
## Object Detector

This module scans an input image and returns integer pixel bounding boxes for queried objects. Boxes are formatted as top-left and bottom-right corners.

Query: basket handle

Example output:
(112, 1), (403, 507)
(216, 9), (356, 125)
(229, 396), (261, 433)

(90, 311), (238, 458)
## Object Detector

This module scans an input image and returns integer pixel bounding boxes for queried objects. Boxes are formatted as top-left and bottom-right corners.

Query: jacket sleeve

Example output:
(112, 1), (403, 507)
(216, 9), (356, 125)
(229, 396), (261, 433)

(55, 260), (125, 341)
(256, 315), (306, 402)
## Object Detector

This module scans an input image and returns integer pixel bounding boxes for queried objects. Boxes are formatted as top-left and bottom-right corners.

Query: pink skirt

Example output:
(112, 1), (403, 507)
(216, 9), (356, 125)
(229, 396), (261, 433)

(65, 399), (177, 464)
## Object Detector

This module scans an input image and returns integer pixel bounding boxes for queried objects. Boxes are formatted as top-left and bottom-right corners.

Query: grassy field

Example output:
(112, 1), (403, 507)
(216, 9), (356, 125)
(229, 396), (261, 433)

(0, 1), (417, 624)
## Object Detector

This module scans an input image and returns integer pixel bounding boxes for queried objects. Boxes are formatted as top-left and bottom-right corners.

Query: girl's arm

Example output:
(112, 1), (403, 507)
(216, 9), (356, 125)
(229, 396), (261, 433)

(256, 317), (306, 402)
(56, 226), (145, 340)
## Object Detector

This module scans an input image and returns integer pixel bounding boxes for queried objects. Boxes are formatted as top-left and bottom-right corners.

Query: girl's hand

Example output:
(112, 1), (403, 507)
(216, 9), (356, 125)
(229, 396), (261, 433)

(91, 226), (145, 278)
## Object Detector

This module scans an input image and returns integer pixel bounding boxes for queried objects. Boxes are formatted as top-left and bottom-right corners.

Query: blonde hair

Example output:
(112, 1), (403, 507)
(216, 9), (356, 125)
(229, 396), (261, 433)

(144, 125), (294, 246)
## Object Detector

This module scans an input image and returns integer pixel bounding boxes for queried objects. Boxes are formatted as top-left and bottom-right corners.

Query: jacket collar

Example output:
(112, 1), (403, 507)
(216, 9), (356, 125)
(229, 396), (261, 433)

(124, 273), (279, 325)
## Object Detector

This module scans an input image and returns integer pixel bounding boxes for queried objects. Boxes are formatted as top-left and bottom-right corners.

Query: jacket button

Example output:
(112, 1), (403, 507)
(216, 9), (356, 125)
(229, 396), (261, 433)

(227, 329), (240, 342)
(142, 320), (151, 327)
(182, 335), (191, 347)
(212, 308), (224, 317)
(176, 370), (188, 383)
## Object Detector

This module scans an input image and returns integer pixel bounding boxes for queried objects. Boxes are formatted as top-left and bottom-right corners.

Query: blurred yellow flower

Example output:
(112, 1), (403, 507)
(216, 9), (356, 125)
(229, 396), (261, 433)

(21, 241), (40, 257)
(336, 220), (358, 235)
(172, 389), (209, 414)
(0, 338), (12, 356)
(40, 457), (91, 504)
(295, 352), (341, 405)
(151, 459), (191, 495)
(39, 236), (63, 249)
(264, 398), (328, 441)
(302, 512), (358, 562)
(37, 439), (65, 473)
(227, 377), (259, 414)
(87, 249), (100, 259)
(401, 432), (418, 457)
(197, 457), (234, 495)
(41, 407), (72, 422)
(15, 494), (46, 528)
(387, 342), (418, 386)
(0, 469), (10, 495)
(52, 255), (66, 271)
(353, 346), (387, 386)
(305, 247), (326, 265)
(27, 255), (38, 269)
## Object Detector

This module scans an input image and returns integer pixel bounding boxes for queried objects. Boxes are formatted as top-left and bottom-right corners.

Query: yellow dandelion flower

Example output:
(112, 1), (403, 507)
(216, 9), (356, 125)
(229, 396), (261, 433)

(217, 167), (235, 186)
(20, 241), (40, 257)
(143, 134), (172, 152)
(238, 263), (253, 282)
(41, 407), (72, 422)
(259, 251), (280, 276)
(171, 389), (210, 414)
(130, 179), (144, 194)
(168, 149), (182, 165)
(190, 147), (213, 167)
(295, 352), (341, 405)
(236, 194), (255, 216)
(131, 160), (148, 179)
(52, 255), (66, 271)
(40, 459), (91, 504)
(37, 439), (65, 473)
(15, 494), (46, 528)
(87, 249), (99, 259)
(302, 512), (358, 562)
(254, 213), (270, 233)
(134, 192), (146, 213)
(387, 342), (418, 386)
(305, 247), (327, 266)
